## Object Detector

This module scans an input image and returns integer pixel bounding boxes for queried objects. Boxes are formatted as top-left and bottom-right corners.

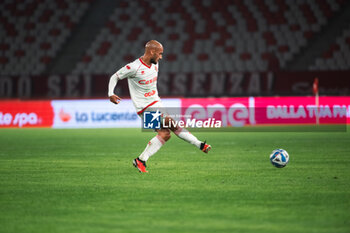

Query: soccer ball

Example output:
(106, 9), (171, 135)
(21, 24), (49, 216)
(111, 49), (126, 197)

(270, 149), (289, 168)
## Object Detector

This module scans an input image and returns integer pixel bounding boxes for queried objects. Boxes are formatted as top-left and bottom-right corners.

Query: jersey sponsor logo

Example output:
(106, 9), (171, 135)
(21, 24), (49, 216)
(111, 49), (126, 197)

(138, 76), (157, 85)
(144, 90), (156, 97)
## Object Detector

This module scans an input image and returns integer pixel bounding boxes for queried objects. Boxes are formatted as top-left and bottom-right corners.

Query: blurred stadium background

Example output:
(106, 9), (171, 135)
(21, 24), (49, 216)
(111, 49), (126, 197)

(1, 0), (350, 100)
(1, 2), (350, 233)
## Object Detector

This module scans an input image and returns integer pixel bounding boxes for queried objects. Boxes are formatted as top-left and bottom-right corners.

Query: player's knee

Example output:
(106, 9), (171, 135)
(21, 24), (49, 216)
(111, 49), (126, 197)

(167, 133), (171, 141)
(159, 131), (171, 141)
(163, 132), (171, 141)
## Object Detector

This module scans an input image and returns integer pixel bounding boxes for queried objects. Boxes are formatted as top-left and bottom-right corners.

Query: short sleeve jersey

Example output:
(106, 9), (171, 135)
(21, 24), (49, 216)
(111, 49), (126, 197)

(116, 58), (160, 113)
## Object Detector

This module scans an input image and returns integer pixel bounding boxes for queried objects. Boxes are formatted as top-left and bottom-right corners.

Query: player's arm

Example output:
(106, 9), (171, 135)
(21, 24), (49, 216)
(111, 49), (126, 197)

(108, 64), (135, 104)
(108, 73), (122, 104)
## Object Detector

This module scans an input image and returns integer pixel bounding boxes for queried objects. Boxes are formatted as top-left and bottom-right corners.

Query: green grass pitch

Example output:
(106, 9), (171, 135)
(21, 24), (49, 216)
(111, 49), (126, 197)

(0, 127), (349, 233)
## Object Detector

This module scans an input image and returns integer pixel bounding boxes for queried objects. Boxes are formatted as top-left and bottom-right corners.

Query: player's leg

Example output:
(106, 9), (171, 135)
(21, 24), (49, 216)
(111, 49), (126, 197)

(164, 116), (211, 153)
(133, 129), (171, 173)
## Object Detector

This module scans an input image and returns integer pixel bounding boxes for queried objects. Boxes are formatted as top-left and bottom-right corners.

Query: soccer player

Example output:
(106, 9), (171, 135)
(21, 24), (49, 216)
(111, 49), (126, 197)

(108, 40), (211, 173)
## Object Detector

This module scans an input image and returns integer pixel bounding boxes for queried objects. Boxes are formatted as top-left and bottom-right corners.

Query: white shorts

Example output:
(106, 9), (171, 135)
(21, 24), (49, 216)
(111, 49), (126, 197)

(138, 100), (169, 121)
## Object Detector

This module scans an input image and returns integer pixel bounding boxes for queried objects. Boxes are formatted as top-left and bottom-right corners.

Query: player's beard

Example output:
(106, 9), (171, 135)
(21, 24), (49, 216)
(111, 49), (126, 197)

(150, 58), (157, 64)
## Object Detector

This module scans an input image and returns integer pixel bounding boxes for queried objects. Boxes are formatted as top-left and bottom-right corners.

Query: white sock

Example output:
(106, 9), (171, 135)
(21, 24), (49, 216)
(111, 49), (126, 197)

(174, 128), (202, 149)
(139, 135), (165, 162)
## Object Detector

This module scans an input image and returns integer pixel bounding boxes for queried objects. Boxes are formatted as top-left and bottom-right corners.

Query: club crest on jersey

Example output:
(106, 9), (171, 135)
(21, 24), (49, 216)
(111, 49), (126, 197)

(141, 71), (145, 75)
